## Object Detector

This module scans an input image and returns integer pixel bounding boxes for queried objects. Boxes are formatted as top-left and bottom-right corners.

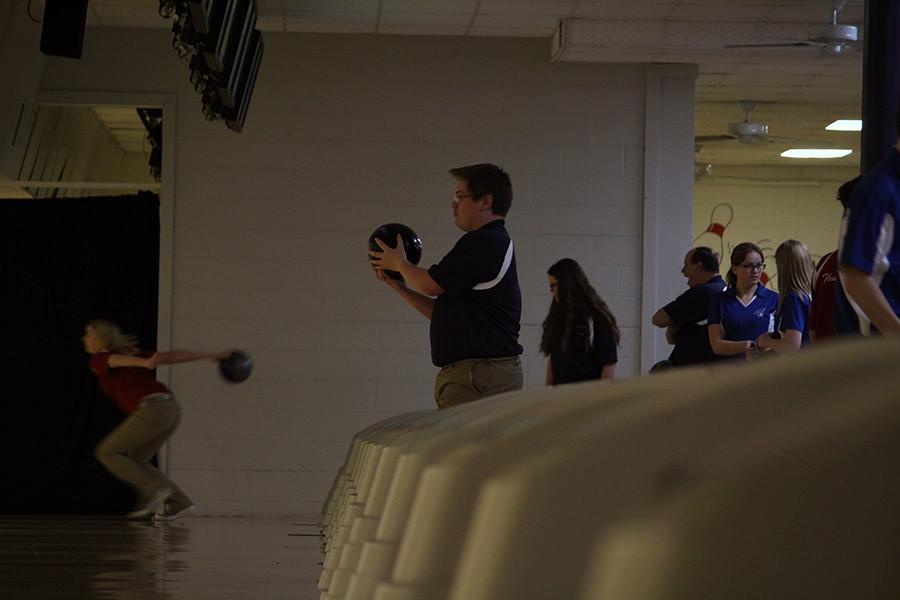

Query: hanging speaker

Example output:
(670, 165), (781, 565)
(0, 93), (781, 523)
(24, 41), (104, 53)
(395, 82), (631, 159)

(40, 0), (89, 59)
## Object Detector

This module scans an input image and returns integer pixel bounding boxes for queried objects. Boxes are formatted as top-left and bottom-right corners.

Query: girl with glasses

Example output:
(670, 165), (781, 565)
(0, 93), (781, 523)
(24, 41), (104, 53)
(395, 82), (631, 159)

(541, 258), (619, 384)
(755, 240), (814, 353)
(708, 242), (779, 361)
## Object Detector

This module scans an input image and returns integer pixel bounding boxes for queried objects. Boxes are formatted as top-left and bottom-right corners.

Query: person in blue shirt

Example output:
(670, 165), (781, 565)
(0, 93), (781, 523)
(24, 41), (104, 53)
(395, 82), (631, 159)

(540, 258), (619, 384)
(708, 242), (778, 360)
(756, 240), (814, 354)
(838, 107), (900, 336)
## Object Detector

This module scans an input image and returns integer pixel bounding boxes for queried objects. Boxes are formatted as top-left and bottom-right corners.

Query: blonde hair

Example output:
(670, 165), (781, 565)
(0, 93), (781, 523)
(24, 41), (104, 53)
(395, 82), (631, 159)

(88, 319), (139, 354)
(774, 240), (814, 313)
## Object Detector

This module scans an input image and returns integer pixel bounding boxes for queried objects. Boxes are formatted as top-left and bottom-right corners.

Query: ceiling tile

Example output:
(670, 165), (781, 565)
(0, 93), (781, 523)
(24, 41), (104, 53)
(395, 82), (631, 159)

(380, 13), (472, 26)
(284, 22), (376, 33)
(666, 4), (775, 21)
(381, 0), (478, 14)
(574, 3), (674, 19)
(479, 1), (576, 17)
(283, 10), (378, 25)
(378, 24), (470, 35)
(766, 2), (862, 24)
(473, 14), (563, 29)
(280, 0), (380, 11)
(469, 26), (556, 37)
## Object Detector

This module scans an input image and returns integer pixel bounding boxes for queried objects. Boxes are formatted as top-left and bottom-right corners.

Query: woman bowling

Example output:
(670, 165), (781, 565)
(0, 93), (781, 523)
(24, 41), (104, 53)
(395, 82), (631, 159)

(83, 319), (228, 520)
(755, 240), (815, 354)
(708, 242), (779, 361)
(541, 258), (620, 384)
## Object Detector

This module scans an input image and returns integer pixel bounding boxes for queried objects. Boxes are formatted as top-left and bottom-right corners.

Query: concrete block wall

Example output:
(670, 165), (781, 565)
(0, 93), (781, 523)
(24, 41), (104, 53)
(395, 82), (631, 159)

(39, 29), (669, 516)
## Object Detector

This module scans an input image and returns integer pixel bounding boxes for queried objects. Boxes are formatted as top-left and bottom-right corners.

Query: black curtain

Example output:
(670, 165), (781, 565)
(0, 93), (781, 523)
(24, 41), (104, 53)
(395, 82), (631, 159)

(0, 192), (160, 514)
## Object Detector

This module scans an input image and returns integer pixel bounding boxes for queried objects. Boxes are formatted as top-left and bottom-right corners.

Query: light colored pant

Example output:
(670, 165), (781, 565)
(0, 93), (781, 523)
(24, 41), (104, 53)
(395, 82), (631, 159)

(95, 394), (191, 508)
(434, 356), (523, 409)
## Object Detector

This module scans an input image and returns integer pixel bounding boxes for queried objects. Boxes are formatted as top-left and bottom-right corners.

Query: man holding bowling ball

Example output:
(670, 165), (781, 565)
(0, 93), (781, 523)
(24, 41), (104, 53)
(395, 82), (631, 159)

(370, 163), (523, 409)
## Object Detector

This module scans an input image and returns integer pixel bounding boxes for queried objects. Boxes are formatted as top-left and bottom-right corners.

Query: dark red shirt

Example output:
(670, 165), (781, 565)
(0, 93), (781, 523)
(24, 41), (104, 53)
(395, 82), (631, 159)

(810, 251), (838, 341)
(89, 351), (170, 414)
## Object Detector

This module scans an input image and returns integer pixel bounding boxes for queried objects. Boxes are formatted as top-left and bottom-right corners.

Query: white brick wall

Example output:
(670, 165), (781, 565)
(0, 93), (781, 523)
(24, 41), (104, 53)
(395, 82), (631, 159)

(38, 30), (692, 516)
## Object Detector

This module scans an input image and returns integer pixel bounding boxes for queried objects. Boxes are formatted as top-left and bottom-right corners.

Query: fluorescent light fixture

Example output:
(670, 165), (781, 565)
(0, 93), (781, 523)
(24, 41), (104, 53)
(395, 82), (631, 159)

(781, 149), (853, 159)
(826, 119), (862, 131)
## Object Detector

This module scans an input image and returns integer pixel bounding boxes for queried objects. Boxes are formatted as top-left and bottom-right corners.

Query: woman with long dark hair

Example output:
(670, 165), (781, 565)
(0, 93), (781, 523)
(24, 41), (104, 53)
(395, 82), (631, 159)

(540, 258), (620, 384)
(708, 242), (779, 360)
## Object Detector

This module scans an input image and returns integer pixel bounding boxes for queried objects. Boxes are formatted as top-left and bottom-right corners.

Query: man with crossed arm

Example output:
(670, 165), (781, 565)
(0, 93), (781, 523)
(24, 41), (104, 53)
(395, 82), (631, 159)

(652, 246), (726, 367)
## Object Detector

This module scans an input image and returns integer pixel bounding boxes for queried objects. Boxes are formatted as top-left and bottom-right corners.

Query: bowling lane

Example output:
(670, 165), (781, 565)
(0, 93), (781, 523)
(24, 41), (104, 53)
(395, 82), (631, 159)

(0, 515), (322, 599)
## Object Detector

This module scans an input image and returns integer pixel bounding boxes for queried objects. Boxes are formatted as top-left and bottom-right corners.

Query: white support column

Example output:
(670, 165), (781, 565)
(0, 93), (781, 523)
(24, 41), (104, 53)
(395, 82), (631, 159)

(641, 64), (698, 373)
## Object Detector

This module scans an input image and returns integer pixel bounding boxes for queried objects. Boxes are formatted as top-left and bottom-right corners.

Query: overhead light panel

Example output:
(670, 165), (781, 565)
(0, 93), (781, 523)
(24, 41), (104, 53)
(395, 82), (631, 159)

(781, 149), (853, 159)
(825, 119), (862, 131)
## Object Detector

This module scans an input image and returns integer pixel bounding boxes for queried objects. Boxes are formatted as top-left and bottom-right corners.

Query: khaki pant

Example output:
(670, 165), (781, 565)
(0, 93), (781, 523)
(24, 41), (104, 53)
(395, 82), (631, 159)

(434, 356), (523, 410)
(95, 394), (192, 508)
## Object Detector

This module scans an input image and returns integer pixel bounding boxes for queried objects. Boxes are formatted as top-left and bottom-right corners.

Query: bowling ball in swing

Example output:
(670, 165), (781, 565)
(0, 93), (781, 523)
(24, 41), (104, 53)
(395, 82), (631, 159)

(219, 350), (253, 384)
(368, 223), (423, 281)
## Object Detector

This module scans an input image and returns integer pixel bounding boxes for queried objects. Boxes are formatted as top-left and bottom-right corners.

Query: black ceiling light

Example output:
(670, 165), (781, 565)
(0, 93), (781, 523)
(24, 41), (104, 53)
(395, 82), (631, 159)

(158, 0), (264, 132)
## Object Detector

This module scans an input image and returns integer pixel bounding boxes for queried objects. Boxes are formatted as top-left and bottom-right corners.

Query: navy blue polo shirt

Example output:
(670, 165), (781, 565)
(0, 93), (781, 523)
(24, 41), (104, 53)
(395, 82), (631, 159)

(708, 283), (778, 346)
(838, 148), (900, 335)
(427, 220), (523, 367)
(776, 291), (811, 346)
(663, 274), (727, 366)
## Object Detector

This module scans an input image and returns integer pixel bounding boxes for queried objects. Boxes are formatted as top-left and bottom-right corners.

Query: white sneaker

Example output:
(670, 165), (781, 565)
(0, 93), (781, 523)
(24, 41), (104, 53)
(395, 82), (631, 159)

(126, 487), (174, 519)
(154, 503), (195, 521)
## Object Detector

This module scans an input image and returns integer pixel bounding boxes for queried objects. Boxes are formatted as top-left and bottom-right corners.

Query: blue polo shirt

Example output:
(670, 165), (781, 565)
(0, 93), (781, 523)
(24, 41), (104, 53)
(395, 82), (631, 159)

(838, 148), (900, 334)
(776, 291), (811, 346)
(427, 220), (523, 367)
(708, 283), (778, 348)
(664, 274), (727, 366)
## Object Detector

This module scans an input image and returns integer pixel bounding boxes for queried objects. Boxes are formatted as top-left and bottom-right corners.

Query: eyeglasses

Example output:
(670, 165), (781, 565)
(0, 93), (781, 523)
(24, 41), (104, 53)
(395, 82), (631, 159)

(739, 262), (765, 272)
(452, 193), (480, 204)
(549, 282), (558, 290)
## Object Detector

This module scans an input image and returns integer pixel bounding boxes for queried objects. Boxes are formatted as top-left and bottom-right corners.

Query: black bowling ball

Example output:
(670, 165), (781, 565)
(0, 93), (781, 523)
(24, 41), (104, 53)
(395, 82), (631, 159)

(368, 223), (423, 281)
(219, 350), (253, 384)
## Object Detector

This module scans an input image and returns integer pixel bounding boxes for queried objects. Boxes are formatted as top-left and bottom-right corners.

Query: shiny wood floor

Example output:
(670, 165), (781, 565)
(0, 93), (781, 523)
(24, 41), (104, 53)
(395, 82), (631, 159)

(0, 516), (322, 599)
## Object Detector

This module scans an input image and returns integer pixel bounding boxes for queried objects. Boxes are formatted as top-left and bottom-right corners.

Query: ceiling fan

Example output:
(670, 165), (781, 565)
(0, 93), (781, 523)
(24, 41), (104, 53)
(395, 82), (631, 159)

(696, 101), (782, 146)
(696, 101), (837, 149)
(724, 0), (859, 55)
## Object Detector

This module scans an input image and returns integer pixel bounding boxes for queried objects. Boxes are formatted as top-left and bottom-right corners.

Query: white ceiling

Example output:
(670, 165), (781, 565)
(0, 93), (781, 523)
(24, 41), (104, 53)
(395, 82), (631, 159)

(83, 0), (866, 168)
(91, 106), (149, 153)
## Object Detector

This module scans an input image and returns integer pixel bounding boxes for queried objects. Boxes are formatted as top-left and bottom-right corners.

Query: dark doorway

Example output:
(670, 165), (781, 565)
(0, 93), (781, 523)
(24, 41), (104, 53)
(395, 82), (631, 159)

(0, 192), (160, 514)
